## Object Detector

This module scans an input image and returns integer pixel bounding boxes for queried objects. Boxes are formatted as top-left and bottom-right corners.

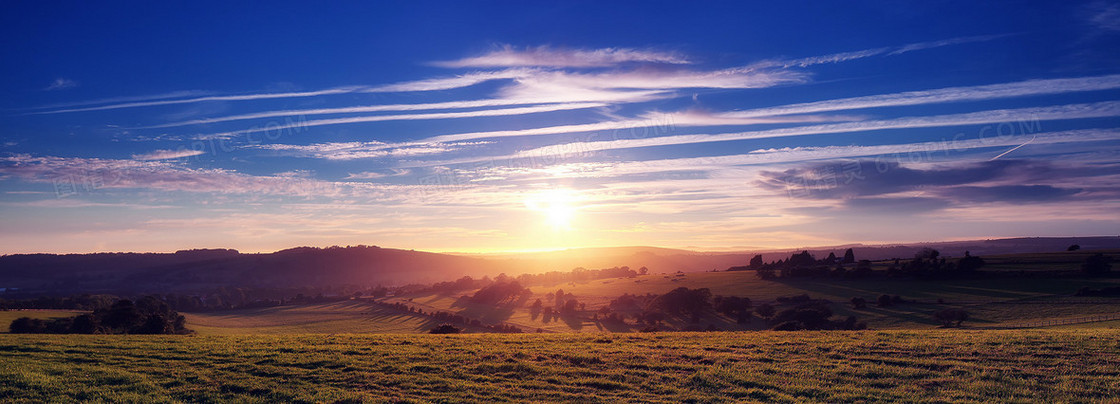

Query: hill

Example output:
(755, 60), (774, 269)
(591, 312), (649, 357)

(2, 236), (1118, 297)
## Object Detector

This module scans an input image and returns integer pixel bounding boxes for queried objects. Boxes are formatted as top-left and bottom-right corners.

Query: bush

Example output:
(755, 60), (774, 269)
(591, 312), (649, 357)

(933, 309), (969, 327)
(429, 324), (462, 334)
(850, 297), (867, 309)
(877, 294), (892, 307)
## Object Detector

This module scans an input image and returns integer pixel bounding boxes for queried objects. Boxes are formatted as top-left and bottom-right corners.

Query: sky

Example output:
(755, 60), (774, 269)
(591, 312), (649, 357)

(1, 1), (1119, 254)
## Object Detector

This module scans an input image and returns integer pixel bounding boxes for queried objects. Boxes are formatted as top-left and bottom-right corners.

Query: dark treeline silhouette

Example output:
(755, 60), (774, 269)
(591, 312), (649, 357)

(423, 266), (642, 296)
(8, 296), (190, 334)
(0, 285), (387, 313)
(734, 248), (988, 280)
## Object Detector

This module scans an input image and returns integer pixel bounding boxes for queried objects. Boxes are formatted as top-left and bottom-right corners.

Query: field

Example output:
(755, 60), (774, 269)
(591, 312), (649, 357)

(1, 330), (1118, 402)
(387, 267), (1120, 333)
(166, 251), (1120, 335)
(182, 301), (442, 335)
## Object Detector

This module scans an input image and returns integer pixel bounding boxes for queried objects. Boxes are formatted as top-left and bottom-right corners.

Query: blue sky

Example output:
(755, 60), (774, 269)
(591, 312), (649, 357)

(1, 1), (1119, 253)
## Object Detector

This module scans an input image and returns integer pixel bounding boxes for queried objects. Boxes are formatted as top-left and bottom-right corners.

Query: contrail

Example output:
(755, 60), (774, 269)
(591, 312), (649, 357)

(989, 135), (1036, 160)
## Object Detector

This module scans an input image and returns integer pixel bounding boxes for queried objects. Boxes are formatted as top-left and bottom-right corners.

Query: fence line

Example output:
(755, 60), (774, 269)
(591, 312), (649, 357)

(1005, 312), (1120, 329)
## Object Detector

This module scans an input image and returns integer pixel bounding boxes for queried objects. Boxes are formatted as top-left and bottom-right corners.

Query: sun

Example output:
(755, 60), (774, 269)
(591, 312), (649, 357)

(524, 189), (578, 231)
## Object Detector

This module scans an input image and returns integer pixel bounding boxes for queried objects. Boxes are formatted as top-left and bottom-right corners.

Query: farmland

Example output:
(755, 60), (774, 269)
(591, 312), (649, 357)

(2, 330), (1118, 403)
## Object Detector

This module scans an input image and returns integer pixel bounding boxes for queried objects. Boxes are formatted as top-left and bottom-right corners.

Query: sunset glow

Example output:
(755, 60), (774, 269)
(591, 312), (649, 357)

(1, 2), (1118, 254)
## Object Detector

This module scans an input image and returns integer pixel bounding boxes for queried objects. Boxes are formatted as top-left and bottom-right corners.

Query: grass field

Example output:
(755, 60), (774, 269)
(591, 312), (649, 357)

(182, 301), (445, 335)
(1, 330), (1117, 402)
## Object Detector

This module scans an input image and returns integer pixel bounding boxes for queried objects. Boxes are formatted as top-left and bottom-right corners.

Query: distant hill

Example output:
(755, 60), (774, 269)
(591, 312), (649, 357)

(0, 246), (519, 296)
(2, 237), (1117, 296)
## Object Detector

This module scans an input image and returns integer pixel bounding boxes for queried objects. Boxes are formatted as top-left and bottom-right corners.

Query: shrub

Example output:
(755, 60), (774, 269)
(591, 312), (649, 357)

(429, 324), (462, 334)
(933, 309), (969, 327)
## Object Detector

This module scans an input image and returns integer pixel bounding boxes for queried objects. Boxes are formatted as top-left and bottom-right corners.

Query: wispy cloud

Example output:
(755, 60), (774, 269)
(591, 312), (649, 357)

(718, 74), (1120, 118)
(887, 33), (1017, 55)
(131, 149), (206, 161)
(431, 45), (691, 68)
(29, 86), (371, 115)
(755, 34), (1013, 68)
(493, 101), (1120, 161)
(441, 129), (1120, 182)
(256, 141), (490, 160)
(196, 102), (608, 140)
(44, 78), (78, 91)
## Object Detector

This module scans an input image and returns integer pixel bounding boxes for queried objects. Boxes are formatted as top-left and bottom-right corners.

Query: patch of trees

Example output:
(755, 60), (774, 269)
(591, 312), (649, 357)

(645, 287), (712, 318)
(933, 308), (970, 327)
(769, 303), (865, 331)
(470, 281), (529, 305)
(875, 294), (910, 307)
(742, 249), (874, 280)
(9, 297), (190, 334)
(887, 250), (985, 279)
(713, 295), (753, 324)
(429, 324), (461, 334)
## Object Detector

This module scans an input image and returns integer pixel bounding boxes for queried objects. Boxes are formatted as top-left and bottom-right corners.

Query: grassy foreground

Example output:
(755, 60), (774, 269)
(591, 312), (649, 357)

(1, 330), (1118, 403)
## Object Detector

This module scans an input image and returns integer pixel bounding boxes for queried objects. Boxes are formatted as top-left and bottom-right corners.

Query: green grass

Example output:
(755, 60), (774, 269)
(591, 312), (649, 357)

(182, 301), (443, 335)
(0, 310), (87, 333)
(1, 330), (1117, 402)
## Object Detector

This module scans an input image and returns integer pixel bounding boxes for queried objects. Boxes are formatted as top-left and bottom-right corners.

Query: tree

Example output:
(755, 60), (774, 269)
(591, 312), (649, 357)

(915, 248), (940, 260)
(638, 266), (649, 275)
(824, 252), (838, 265)
(842, 248), (856, 264)
(957, 251), (985, 272)
(933, 309), (969, 327)
(754, 303), (775, 318)
(1067, 244), (1081, 251)
(850, 297), (867, 309)
(756, 268), (777, 280)
(1082, 253), (1113, 275)
(877, 294), (892, 307)
(749, 254), (764, 268)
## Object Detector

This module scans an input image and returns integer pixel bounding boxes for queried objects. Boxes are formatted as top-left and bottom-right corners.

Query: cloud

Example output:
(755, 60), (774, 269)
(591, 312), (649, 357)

(488, 101), (1120, 161)
(753, 34), (1014, 68)
(44, 78), (77, 91)
(196, 102), (608, 140)
(256, 141), (490, 160)
(0, 154), (346, 197)
(131, 149), (206, 161)
(756, 159), (1109, 207)
(433, 129), (1120, 182)
(1086, 1), (1120, 32)
(886, 33), (1017, 55)
(431, 45), (690, 68)
(345, 169), (412, 180)
(717, 74), (1120, 118)
(30, 86), (370, 115)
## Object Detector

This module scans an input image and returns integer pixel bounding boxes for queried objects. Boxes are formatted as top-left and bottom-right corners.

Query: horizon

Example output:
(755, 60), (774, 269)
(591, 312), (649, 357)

(4, 234), (1117, 256)
(2, 2), (1119, 255)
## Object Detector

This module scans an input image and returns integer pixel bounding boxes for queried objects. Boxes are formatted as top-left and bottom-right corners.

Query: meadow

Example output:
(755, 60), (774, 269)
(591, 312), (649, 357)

(1, 330), (1117, 403)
